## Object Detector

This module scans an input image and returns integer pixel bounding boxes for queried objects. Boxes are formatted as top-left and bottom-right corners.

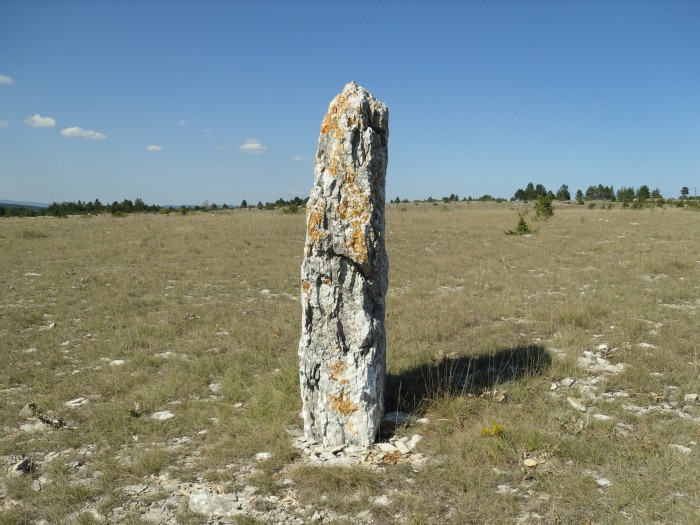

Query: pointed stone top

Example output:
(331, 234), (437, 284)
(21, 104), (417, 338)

(341, 81), (369, 97)
(321, 83), (388, 142)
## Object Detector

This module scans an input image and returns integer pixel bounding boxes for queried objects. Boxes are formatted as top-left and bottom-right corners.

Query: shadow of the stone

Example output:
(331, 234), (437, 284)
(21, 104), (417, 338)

(385, 344), (551, 419)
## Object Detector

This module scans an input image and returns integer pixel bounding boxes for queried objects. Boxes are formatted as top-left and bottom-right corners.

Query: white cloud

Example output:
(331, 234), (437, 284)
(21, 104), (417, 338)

(292, 156), (305, 161)
(201, 128), (212, 133)
(0, 120), (9, 127)
(60, 127), (107, 140)
(178, 120), (188, 126)
(147, 145), (163, 151)
(25, 114), (56, 127)
(0, 74), (14, 85)
(238, 138), (268, 154)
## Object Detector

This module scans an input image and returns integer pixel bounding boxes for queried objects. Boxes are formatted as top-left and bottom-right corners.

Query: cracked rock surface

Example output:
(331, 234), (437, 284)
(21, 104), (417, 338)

(299, 82), (389, 448)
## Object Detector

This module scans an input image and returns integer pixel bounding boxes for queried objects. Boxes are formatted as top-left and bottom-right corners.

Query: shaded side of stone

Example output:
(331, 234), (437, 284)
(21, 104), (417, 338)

(299, 82), (388, 448)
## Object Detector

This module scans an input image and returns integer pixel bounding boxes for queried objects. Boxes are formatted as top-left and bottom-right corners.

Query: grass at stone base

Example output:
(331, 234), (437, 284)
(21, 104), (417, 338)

(1, 202), (699, 524)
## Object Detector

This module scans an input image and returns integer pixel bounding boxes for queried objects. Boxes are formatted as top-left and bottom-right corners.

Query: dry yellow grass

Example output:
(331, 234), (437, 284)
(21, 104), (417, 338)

(1, 202), (699, 524)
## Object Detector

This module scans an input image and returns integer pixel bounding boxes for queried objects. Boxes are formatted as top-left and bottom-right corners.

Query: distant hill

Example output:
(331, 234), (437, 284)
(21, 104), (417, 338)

(0, 200), (49, 211)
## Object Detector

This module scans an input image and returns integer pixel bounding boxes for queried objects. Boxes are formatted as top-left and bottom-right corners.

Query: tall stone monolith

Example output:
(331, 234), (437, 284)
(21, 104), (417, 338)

(299, 82), (389, 448)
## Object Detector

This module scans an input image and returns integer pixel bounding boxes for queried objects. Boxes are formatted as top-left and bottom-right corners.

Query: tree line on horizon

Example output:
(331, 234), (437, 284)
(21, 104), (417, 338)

(1, 184), (697, 219)
(512, 183), (695, 205)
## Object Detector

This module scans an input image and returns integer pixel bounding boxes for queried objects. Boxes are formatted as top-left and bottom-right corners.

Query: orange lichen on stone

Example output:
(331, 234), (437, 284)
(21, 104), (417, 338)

(336, 173), (371, 263)
(330, 388), (358, 416)
(320, 90), (351, 139)
(329, 360), (346, 381)
(306, 202), (326, 253)
(348, 224), (368, 263)
(322, 276), (331, 285)
(301, 280), (311, 301)
(326, 157), (340, 178)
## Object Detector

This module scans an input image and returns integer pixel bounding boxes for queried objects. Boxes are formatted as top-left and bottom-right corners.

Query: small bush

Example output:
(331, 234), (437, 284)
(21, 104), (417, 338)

(505, 213), (532, 235)
(534, 194), (554, 221)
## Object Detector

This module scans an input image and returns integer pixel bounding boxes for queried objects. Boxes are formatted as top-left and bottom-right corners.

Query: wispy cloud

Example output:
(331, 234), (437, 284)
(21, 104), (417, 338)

(147, 145), (163, 151)
(25, 114), (56, 127)
(60, 127), (107, 140)
(292, 156), (305, 162)
(0, 74), (14, 85)
(217, 146), (232, 152)
(178, 120), (188, 126)
(201, 128), (212, 133)
(238, 138), (268, 155)
(0, 120), (9, 128)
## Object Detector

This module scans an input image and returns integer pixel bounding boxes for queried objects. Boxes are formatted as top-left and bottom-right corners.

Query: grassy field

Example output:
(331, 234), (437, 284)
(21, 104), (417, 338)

(1, 202), (699, 524)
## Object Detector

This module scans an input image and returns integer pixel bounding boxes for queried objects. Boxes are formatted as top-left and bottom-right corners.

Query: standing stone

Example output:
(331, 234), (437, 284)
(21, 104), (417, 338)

(299, 82), (389, 448)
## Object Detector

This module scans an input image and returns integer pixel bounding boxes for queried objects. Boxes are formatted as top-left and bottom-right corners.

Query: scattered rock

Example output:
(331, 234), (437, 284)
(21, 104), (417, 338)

(567, 397), (587, 412)
(188, 489), (244, 518)
(596, 478), (613, 488)
(150, 411), (175, 421)
(377, 442), (399, 453)
(255, 452), (272, 462)
(394, 440), (411, 455)
(64, 397), (88, 408)
(109, 359), (125, 366)
(122, 484), (149, 495)
(19, 402), (37, 417)
(373, 495), (391, 507)
(19, 420), (46, 433)
(523, 458), (538, 468)
(560, 377), (576, 388)
(407, 434), (423, 450)
(684, 393), (698, 404)
(668, 444), (692, 455)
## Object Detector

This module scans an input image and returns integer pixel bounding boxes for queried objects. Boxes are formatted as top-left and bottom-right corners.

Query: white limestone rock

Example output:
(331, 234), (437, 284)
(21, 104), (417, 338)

(299, 82), (389, 448)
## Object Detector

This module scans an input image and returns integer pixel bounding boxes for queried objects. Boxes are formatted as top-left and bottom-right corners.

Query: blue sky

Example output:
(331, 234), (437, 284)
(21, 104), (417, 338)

(1, 0), (699, 205)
